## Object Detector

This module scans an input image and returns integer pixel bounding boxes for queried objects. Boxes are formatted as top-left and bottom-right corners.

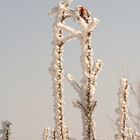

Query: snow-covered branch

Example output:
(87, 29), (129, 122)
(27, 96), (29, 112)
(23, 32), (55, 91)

(115, 78), (129, 140)
(51, 129), (56, 140)
(87, 18), (100, 32)
(43, 128), (50, 140)
(73, 99), (86, 112)
(57, 23), (81, 35)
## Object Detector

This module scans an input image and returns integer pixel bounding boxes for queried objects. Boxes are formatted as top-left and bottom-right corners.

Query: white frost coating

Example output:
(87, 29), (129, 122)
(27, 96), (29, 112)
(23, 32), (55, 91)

(78, 12), (103, 139)
(92, 59), (103, 83)
(66, 73), (74, 81)
(72, 99), (79, 106)
(57, 23), (81, 35)
(115, 78), (129, 140)
(78, 17), (88, 30)
(43, 128), (50, 140)
(49, 1), (70, 139)
(116, 79), (140, 139)
(66, 4), (103, 140)
(87, 18), (100, 32)
(62, 33), (81, 44)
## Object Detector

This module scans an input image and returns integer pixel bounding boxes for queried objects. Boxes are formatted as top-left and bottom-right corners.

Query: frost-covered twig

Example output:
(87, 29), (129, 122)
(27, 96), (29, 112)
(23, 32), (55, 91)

(62, 34), (81, 44)
(80, 29), (102, 140)
(57, 23), (81, 35)
(43, 128), (50, 140)
(51, 129), (56, 140)
(49, 2), (72, 140)
(115, 78), (129, 140)
(0, 121), (11, 140)
(62, 4), (102, 140)
(115, 79), (140, 140)
(73, 99), (86, 112)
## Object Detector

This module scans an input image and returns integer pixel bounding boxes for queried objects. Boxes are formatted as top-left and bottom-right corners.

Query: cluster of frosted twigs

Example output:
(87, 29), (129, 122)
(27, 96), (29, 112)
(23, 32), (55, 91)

(47, 0), (140, 139)
(48, 0), (102, 140)
(115, 79), (140, 140)
(0, 1), (140, 140)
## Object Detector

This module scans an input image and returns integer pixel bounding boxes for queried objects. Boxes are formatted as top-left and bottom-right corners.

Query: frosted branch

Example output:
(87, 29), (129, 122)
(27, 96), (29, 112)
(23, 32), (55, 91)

(87, 18), (100, 32)
(49, 3), (69, 139)
(73, 99), (86, 112)
(62, 33), (82, 43)
(51, 129), (56, 140)
(115, 78), (129, 140)
(91, 59), (103, 85)
(57, 23), (81, 35)
(43, 128), (50, 140)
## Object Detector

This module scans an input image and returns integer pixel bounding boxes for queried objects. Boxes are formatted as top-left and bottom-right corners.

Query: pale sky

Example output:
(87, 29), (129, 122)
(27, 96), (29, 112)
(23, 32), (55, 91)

(0, 0), (140, 139)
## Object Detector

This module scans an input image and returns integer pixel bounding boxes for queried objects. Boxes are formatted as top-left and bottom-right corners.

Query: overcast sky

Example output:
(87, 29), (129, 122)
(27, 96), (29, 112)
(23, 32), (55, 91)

(0, 0), (140, 139)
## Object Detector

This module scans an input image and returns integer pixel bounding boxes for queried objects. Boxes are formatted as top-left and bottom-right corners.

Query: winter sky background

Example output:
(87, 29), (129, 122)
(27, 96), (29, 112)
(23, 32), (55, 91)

(0, 0), (140, 139)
